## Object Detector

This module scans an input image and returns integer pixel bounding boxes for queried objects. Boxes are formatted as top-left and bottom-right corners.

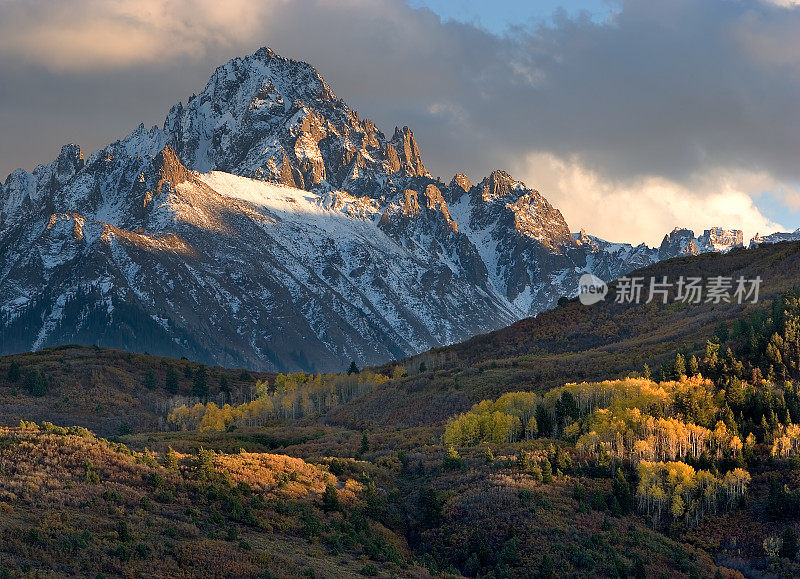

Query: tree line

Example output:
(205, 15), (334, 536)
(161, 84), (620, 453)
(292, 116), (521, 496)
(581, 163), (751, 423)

(167, 370), (389, 431)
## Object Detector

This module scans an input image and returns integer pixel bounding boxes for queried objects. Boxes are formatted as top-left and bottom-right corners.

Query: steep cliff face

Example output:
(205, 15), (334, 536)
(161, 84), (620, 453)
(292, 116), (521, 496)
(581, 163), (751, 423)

(0, 47), (764, 371)
(658, 228), (700, 260)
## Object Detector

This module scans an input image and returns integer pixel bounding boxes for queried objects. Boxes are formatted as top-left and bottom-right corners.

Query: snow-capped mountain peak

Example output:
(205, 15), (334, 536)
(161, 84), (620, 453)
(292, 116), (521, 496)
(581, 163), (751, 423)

(0, 47), (782, 370)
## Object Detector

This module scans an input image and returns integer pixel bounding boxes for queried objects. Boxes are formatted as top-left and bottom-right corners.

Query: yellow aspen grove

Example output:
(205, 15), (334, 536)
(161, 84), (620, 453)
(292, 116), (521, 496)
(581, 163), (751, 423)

(635, 461), (749, 527)
(771, 424), (800, 457)
(443, 392), (538, 445)
(166, 372), (389, 431)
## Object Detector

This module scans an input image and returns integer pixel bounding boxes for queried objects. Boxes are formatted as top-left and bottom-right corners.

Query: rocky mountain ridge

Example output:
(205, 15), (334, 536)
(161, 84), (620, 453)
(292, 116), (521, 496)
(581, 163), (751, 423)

(0, 47), (784, 370)
(750, 229), (800, 247)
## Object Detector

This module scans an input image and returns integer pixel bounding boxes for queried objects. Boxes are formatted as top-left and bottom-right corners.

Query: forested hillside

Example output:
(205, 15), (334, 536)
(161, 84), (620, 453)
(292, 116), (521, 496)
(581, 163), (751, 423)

(4, 241), (800, 576)
(432, 240), (800, 369)
(0, 345), (273, 436)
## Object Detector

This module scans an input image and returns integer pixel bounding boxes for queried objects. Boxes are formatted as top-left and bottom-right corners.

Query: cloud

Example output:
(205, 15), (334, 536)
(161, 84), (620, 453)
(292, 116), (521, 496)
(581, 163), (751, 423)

(1, 0), (800, 242)
(764, 0), (800, 7)
(732, 4), (800, 70)
(0, 0), (280, 71)
(510, 153), (784, 245)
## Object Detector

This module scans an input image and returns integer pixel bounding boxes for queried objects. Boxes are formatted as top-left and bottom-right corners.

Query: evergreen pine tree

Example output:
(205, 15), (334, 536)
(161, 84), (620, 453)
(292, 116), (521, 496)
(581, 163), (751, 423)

(117, 520), (130, 542)
(23, 369), (36, 393)
(612, 468), (632, 514)
(192, 365), (208, 398)
(674, 353), (686, 378)
(219, 374), (231, 403)
(715, 321), (729, 342)
(781, 527), (799, 559)
(541, 458), (553, 483)
(632, 556), (647, 579)
(165, 365), (179, 394)
(196, 447), (216, 480)
(536, 404), (554, 438)
(322, 483), (341, 512)
(347, 361), (359, 375)
(517, 451), (531, 472)
(443, 446), (462, 470)
(34, 371), (48, 397)
(144, 369), (156, 390)
(539, 554), (554, 579)
(25, 370), (48, 397)
(164, 446), (179, 471)
(6, 361), (21, 383)
(689, 355), (700, 376)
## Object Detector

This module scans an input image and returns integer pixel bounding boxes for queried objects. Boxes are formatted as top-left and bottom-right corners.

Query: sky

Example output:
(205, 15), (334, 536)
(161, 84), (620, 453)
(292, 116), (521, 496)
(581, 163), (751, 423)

(1, 0), (799, 245)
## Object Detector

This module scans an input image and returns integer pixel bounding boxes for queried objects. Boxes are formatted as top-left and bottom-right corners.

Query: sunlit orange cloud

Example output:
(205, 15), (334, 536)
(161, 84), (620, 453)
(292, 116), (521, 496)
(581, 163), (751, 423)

(0, 0), (284, 71)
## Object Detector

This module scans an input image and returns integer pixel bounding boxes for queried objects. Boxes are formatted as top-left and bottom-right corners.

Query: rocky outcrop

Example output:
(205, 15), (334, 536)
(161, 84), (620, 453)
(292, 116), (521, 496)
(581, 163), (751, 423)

(387, 127), (426, 177)
(656, 226), (746, 259)
(422, 185), (457, 232)
(54, 144), (85, 184)
(697, 227), (743, 252)
(155, 146), (193, 194)
(480, 170), (517, 201)
(659, 228), (700, 260)
(400, 189), (420, 217)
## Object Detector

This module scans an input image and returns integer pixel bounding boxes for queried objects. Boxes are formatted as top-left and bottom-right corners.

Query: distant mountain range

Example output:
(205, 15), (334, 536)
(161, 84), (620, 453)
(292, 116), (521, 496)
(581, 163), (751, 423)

(0, 47), (791, 371)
